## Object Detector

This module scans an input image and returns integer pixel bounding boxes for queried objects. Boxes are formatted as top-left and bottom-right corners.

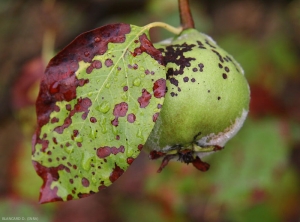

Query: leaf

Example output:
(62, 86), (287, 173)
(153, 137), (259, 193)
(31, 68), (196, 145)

(32, 23), (166, 203)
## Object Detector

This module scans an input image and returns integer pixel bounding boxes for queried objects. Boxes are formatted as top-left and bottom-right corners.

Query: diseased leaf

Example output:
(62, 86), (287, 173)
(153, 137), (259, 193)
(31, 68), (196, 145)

(32, 23), (166, 203)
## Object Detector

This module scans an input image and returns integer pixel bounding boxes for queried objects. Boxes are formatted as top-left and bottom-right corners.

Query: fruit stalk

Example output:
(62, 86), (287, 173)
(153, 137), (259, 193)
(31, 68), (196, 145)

(178, 0), (195, 30)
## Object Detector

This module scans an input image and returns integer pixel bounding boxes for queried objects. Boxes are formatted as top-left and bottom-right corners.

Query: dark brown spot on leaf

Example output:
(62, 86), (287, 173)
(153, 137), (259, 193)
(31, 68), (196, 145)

(111, 102), (128, 126)
(127, 113), (136, 123)
(153, 78), (166, 98)
(32, 161), (71, 203)
(86, 60), (102, 74)
(105, 59), (113, 67)
(54, 98), (92, 134)
(138, 89), (151, 108)
(109, 163), (124, 183)
(51, 117), (59, 123)
(127, 157), (134, 165)
(153, 112), (159, 122)
(90, 117), (97, 123)
(96, 146), (125, 158)
(132, 34), (164, 65)
(82, 177), (90, 187)
(138, 144), (143, 151)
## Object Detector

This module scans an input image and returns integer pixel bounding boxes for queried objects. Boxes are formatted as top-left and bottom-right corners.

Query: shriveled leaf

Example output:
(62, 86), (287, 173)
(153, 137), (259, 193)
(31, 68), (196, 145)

(32, 23), (166, 203)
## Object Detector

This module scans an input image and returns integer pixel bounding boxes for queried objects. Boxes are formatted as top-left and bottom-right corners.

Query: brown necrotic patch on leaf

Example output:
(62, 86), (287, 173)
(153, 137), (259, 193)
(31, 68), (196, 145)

(153, 78), (166, 98)
(152, 112), (159, 122)
(132, 34), (164, 65)
(138, 89), (152, 108)
(33, 23), (130, 153)
(33, 161), (71, 203)
(127, 157), (135, 165)
(109, 163), (125, 183)
(111, 102), (128, 126)
(54, 97), (92, 134)
(81, 177), (90, 187)
(127, 113), (136, 123)
(96, 146), (125, 158)
(86, 60), (102, 74)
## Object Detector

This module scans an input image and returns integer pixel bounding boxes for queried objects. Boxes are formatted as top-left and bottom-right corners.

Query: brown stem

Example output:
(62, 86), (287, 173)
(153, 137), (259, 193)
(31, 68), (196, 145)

(179, 0), (195, 30)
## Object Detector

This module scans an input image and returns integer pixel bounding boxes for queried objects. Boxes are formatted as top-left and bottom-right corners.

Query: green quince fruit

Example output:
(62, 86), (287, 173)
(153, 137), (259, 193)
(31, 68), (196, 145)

(145, 29), (250, 172)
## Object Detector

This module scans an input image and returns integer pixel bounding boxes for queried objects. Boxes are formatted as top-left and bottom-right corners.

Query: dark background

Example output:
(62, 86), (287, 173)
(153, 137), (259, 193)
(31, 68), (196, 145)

(0, 0), (300, 221)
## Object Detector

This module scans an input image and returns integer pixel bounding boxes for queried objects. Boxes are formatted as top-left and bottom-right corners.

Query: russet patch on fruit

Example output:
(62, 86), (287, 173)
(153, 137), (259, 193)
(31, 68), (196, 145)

(145, 29), (250, 171)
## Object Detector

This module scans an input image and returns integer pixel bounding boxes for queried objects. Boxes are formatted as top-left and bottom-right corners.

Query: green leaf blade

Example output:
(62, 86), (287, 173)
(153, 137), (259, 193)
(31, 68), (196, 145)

(32, 23), (166, 203)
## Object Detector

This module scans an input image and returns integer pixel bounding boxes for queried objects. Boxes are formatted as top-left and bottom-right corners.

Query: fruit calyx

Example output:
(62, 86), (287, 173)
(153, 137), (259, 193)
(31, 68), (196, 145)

(149, 144), (224, 173)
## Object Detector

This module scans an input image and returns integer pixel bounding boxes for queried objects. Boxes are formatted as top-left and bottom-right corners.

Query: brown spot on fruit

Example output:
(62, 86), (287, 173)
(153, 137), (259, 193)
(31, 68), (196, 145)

(161, 43), (196, 83)
(197, 40), (206, 49)
(138, 89), (151, 108)
(222, 73), (227, 79)
(212, 49), (224, 63)
(153, 78), (166, 98)
(109, 163), (124, 183)
(183, 77), (189, 82)
(198, 63), (204, 72)
(169, 77), (179, 87)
